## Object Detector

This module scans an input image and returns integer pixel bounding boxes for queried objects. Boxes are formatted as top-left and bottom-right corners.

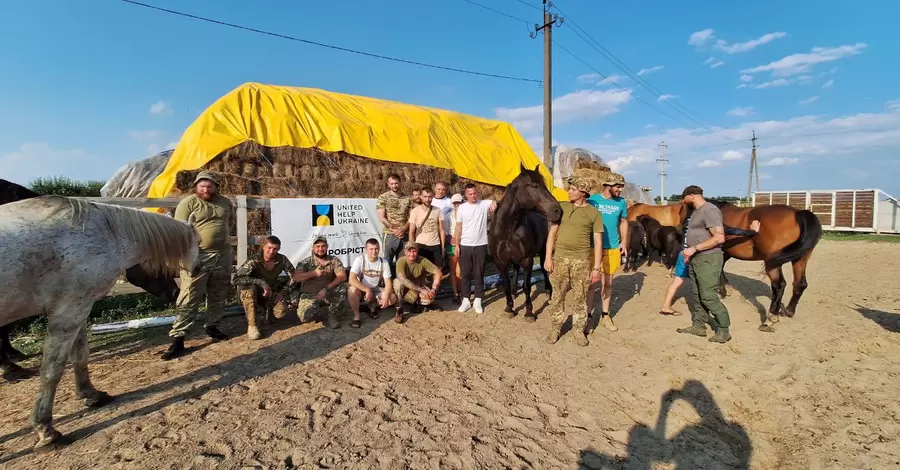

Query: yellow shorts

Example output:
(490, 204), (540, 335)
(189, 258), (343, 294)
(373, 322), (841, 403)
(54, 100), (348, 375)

(601, 248), (621, 275)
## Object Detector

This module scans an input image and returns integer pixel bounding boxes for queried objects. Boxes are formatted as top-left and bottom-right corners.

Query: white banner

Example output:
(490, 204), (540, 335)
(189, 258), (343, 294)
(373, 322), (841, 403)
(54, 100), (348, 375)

(270, 198), (384, 267)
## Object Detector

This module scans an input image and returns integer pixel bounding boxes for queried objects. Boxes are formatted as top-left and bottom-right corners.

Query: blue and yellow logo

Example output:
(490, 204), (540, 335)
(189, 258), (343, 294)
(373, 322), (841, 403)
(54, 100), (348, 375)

(312, 204), (334, 226)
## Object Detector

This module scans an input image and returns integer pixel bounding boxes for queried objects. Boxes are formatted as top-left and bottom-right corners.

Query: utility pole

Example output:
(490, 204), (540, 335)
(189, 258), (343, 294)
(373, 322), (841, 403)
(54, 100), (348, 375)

(746, 130), (760, 205)
(530, 0), (562, 171)
(657, 141), (668, 205)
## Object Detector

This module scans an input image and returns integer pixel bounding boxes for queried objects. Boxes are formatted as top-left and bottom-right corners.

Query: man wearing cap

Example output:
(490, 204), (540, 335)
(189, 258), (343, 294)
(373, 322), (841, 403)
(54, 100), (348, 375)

(291, 236), (348, 329)
(545, 175), (604, 346)
(676, 185), (732, 343)
(162, 171), (234, 361)
(393, 241), (443, 324)
(586, 173), (629, 332)
(232, 235), (297, 340)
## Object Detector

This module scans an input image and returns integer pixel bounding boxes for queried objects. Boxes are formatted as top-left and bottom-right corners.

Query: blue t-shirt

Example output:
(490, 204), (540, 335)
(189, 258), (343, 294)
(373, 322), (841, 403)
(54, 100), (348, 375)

(587, 194), (628, 249)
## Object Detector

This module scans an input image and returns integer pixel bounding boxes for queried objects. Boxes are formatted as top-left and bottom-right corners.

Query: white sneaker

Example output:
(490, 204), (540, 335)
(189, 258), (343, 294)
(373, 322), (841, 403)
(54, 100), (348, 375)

(458, 298), (472, 313)
(474, 298), (484, 314)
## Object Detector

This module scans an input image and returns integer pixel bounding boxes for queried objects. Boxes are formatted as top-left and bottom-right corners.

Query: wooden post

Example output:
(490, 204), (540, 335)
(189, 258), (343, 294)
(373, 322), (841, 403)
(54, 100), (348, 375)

(851, 190), (857, 228)
(237, 195), (248, 266)
(873, 190), (881, 234)
(830, 191), (836, 227)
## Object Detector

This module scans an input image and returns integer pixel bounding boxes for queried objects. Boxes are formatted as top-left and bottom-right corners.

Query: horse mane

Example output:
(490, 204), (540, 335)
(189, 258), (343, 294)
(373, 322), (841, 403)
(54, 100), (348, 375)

(57, 197), (197, 276)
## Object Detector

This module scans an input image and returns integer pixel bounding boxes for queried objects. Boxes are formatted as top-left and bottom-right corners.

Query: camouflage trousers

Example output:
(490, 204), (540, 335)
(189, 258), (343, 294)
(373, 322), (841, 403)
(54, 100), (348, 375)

(394, 279), (426, 305)
(296, 284), (348, 326)
(238, 285), (297, 330)
(547, 257), (590, 331)
(169, 249), (233, 338)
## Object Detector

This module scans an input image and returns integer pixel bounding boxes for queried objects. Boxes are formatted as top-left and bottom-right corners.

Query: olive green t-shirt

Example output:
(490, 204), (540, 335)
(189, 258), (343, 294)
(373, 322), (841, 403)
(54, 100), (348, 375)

(554, 202), (603, 260)
(396, 256), (438, 282)
(174, 194), (233, 251)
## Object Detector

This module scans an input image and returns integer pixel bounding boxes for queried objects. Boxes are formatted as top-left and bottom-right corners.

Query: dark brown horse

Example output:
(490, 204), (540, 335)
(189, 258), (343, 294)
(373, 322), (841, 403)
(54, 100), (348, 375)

(706, 199), (823, 332)
(0, 179), (180, 382)
(488, 163), (563, 320)
(627, 202), (689, 228)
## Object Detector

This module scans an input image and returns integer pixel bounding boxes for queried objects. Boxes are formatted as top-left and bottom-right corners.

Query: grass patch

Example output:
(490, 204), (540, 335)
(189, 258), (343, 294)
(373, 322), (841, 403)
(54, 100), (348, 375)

(821, 231), (900, 243)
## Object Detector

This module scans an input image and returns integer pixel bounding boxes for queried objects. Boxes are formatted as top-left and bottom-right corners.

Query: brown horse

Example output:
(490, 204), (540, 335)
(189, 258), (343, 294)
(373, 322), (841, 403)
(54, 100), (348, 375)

(706, 199), (823, 332)
(627, 202), (689, 228)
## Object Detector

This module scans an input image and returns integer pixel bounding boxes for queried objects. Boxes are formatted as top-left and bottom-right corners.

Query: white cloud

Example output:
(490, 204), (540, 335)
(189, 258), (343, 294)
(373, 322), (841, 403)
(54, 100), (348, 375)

(495, 89), (633, 134)
(762, 157), (800, 166)
(736, 84), (748, 89)
(166, 141), (179, 150)
(0, 142), (104, 184)
(607, 154), (649, 173)
(688, 29), (716, 47)
(603, 133), (613, 139)
(704, 57), (717, 65)
(714, 32), (787, 54)
(657, 94), (677, 102)
(149, 100), (171, 115)
(128, 129), (161, 140)
(644, 124), (656, 129)
(710, 61), (725, 69)
(822, 79), (834, 89)
(698, 159), (723, 167)
(727, 106), (754, 117)
(799, 96), (820, 105)
(722, 150), (745, 160)
(750, 78), (793, 89)
(740, 43), (867, 77)
(886, 100), (900, 111)
(637, 65), (664, 76)
(740, 75), (753, 82)
(797, 75), (814, 84)
(578, 73), (626, 87)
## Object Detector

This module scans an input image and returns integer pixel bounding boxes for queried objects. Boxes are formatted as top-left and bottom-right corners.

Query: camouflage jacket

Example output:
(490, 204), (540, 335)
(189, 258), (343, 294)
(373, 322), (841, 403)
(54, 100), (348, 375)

(295, 254), (346, 294)
(232, 253), (296, 291)
(376, 190), (411, 233)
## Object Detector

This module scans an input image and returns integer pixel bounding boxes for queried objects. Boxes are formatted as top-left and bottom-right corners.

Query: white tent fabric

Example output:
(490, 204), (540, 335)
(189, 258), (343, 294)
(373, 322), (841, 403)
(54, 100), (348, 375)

(550, 145), (653, 205)
(100, 150), (174, 198)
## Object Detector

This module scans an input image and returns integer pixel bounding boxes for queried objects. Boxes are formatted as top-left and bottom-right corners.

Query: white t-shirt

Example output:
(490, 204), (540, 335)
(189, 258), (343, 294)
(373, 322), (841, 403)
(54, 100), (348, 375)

(350, 255), (391, 289)
(431, 197), (453, 235)
(456, 199), (493, 247)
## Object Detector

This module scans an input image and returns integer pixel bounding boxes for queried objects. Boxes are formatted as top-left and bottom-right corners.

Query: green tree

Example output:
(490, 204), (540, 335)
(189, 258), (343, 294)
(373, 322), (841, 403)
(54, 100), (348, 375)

(28, 176), (105, 197)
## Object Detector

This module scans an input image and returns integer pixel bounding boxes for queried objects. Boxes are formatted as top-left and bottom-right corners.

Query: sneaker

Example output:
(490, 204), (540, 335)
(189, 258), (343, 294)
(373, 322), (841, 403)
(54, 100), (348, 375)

(473, 298), (484, 314)
(600, 315), (618, 332)
(709, 331), (732, 343)
(458, 298), (472, 313)
(676, 325), (707, 337)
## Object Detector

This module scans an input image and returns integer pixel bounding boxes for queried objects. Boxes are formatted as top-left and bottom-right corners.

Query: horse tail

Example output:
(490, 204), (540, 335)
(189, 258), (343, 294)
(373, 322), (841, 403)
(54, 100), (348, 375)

(765, 209), (823, 267)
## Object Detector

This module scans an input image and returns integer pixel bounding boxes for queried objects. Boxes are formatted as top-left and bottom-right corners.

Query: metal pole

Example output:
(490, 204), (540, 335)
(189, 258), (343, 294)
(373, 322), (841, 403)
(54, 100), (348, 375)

(657, 141), (668, 205)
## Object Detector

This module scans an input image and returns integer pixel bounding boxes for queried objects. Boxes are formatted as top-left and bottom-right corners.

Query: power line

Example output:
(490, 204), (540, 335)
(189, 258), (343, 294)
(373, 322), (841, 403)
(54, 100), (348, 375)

(118, 0), (542, 84)
(507, 0), (543, 11)
(460, 0), (530, 22)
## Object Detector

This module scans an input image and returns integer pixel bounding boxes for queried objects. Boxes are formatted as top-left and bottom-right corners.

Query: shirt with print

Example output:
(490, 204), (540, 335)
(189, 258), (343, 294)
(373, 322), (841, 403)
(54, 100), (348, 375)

(685, 203), (724, 254)
(587, 194), (628, 249)
(376, 190), (411, 234)
(395, 256), (439, 289)
(174, 194), (233, 251)
(350, 255), (391, 289)
(409, 204), (442, 246)
(456, 199), (492, 246)
(233, 253), (295, 292)
(295, 254), (345, 294)
(554, 202), (604, 260)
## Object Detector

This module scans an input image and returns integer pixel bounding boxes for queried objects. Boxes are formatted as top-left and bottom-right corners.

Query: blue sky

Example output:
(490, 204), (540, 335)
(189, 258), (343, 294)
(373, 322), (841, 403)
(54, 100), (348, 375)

(2, 0), (899, 198)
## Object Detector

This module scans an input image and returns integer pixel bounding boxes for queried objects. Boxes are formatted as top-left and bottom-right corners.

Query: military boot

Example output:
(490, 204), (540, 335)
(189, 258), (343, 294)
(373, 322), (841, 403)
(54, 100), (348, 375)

(677, 323), (707, 337)
(546, 321), (563, 344)
(572, 317), (590, 346)
(708, 328), (732, 343)
(160, 337), (186, 361)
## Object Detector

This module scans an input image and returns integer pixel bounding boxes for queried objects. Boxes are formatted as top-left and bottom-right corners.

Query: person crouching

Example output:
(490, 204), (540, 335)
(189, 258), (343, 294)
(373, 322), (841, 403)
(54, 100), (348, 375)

(393, 242), (443, 323)
(232, 235), (297, 340)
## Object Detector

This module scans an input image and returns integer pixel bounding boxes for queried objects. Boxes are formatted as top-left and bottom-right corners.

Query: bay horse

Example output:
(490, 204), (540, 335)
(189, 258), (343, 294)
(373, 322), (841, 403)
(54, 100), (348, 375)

(627, 202), (688, 228)
(0, 195), (199, 448)
(0, 179), (181, 382)
(706, 199), (823, 332)
(488, 163), (564, 320)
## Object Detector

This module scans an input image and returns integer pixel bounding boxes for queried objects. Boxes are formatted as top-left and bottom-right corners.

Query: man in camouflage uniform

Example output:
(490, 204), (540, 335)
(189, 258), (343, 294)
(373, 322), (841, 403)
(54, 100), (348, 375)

(291, 236), (348, 328)
(232, 235), (297, 340)
(376, 173), (411, 277)
(162, 171), (234, 361)
(544, 174), (604, 347)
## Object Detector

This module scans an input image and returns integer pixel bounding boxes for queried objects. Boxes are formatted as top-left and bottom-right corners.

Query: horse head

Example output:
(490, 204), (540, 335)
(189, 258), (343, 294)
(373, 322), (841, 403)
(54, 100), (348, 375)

(509, 162), (563, 223)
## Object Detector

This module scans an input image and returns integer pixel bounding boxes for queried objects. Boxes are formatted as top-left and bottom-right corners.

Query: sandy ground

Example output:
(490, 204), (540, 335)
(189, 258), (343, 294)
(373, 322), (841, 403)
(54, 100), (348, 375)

(1, 239), (899, 469)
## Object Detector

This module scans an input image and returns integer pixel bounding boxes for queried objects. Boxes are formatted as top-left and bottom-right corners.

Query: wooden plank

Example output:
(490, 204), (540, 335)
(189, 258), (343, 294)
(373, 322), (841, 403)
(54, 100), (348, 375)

(236, 195), (248, 266)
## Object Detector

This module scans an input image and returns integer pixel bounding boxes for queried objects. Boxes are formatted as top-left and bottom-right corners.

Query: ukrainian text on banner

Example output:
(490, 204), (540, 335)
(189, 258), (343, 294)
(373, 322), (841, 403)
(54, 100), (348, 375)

(270, 198), (383, 267)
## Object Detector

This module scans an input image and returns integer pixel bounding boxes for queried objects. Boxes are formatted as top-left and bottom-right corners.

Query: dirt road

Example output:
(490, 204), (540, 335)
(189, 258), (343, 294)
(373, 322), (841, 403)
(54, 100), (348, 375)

(1, 239), (899, 469)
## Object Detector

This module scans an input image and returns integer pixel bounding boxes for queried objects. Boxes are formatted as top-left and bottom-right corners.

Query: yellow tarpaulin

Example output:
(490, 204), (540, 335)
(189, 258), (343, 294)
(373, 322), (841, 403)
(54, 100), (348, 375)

(147, 82), (568, 201)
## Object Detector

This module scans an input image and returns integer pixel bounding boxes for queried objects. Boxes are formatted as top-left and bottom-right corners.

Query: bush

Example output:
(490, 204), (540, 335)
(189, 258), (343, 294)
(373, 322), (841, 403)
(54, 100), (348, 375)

(28, 176), (105, 197)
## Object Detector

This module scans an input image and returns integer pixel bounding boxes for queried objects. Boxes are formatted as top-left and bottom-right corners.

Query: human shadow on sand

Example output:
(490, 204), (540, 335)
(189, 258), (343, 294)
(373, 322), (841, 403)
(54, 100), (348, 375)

(577, 380), (752, 470)
(853, 304), (900, 333)
(0, 305), (395, 463)
(717, 272), (773, 324)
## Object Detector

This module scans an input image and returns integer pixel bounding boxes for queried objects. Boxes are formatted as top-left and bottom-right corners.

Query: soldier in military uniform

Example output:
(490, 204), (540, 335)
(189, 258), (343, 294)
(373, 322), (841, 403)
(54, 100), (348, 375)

(376, 173), (411, 277)
(232, 235), (297, 340)
(162, 171), (234, 361)
(291, 236), (348, 328)
(393, 242), (442, 323)
(544, 174), (604, 347)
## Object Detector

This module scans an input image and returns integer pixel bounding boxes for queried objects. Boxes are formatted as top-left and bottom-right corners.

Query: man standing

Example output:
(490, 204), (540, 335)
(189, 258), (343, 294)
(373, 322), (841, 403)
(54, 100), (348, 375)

(394, 242), (443, 323)
(376, 173), (411, 277)
(232, 235), (296, 340)
(162, 171), (233, 361)
(587, 174), (629, 332)
(292, 236), (348, 329)
(676, 185), (731, 343)
(347, 238), (395, 328)
(409, 187), (445, 267)
(545, 175), (604, 346)
(453, 183), (496, 314)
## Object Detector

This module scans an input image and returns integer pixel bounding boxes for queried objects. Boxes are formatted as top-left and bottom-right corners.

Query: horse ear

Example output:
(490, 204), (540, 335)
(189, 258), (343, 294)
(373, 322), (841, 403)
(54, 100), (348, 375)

(520, 162), (527, 172)
(533, 163), (541, 172)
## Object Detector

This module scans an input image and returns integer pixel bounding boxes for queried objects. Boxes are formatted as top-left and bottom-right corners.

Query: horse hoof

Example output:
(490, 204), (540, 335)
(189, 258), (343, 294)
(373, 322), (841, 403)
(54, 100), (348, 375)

(5, 348), (28, 361)
(502, 310), (515, 319)
(767, 313), (781, 323)
(83, 391), (115, 408)
(758, 324), (776, 333)
(524, 313), (537, 322)
(34, 429), (67, 450)
(781, 306), (795, 318)
(2, 365), (37, 382)
(504, 305), (514, 314)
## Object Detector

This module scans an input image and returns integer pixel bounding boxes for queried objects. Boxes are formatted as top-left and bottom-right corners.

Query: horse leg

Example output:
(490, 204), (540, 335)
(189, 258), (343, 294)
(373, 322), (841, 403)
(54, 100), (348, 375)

(784, 252), (813, 318)
(70, 324), (114, 408)
(498, 262), (515, 317)
(759, 264), (787, 333)
(2, 325), (28, 361)
(29, 311), (83, 448)
(1, 326), (37, 382)
(717, 254), (734, 298)
(522, 259), (537, 322)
